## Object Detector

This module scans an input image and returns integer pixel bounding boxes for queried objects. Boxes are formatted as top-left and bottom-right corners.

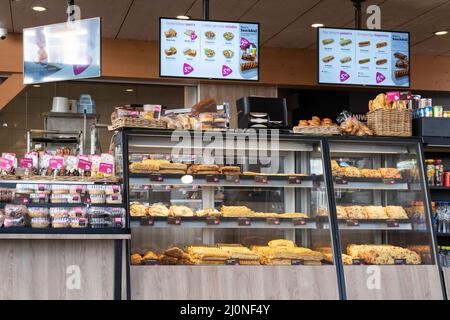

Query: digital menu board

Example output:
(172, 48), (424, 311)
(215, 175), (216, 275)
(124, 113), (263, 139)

(23, 18), (101, 85)
(160, 18), (259, 81)
(318, 27), (410, 87)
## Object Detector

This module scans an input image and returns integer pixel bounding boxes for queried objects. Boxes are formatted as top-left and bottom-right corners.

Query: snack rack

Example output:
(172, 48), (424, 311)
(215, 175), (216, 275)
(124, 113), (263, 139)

(113, 128), (444, 300)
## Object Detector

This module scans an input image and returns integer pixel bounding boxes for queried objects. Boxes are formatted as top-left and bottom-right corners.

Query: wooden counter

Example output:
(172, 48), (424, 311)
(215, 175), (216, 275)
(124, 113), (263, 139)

(344, 265), (444, 300)
(0, 238), (128, 300)
(130, 265), (340, 300)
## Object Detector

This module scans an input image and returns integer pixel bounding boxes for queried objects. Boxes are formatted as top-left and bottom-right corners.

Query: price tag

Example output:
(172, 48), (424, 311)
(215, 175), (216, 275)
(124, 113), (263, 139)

(206, 217), (220, 225)
(387, 219), (400, 228)
(383, 179), (396, 185)
(72, 195), (80, 201)
(267, 218), (281, 225)
(20, 158), (33, 169)
(99, 163), (113, 174)
(78, 218), (87, 227)
(0, 157), (13, 170)
(168, 216), (182, 225)
(394, 259), (407, 265)
(225, 174), (240, 183)
(140, 217), (154, 226)
(291, 259), (304, 265)
(114, 217), (123, 228)
(77, 158), (92, 171)
(288, 176), (302, 185)
(293, 218), (306, 226)
(238, 218), (251, 226)
(150, 174), (164, 182)
(49, 157), (64, 170)
(225, 259), (240, 265)
(335, 177), (348, 185)
(254, 175), (268, 184)
(352, 259), (364, 265)
(143, 259), (160, 265)
(206, 175), (220, 183)
(346, 219), (360, 227)
(38, 184), (46, 191)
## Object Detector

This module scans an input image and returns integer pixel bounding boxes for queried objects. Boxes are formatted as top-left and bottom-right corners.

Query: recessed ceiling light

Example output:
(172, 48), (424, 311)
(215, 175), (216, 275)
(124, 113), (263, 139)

(177, 15), (190, 20)
(434, 30), (448, 36)
(125, 88), (134, 92)
(32, 6), (47, 12)
(311, 23), (324, 28)
(33, 84), (41, 88)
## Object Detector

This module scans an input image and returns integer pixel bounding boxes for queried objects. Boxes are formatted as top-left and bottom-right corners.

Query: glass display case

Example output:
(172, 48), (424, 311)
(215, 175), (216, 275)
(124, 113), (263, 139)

(115, 129), (342, 300)
(327, 137), (443, 300)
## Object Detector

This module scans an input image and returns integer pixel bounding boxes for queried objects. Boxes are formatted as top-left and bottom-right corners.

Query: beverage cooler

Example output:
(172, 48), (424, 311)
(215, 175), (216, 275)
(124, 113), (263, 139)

(112, 129), (445, 300)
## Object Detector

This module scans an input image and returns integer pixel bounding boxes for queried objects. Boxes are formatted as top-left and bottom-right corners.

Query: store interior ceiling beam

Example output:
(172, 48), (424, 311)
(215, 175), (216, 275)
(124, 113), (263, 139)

(0, 73), (25, 113)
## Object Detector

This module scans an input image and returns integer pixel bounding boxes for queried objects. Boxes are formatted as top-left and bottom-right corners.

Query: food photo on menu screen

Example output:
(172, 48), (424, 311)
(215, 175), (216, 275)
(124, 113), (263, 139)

(160, 18), (259, 80)
(318, 27), (410, 87)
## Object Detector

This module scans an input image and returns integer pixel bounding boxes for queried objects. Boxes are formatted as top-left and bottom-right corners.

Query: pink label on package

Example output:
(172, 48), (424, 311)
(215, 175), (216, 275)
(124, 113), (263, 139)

(222, 65), (233, 77)
(112, 186), (120, 193)
(340, 70), (350, 82)
(183, 63), (194, 75)
(49, 158), (64, 170)
(20, 158), (33, 169)
(240, 37), (250, 49)
(78, 158), (92, 171)
(99, 163), (113, 174)
(376, 72), (387, 84)
(386, 91), (400, 102)
(0, 157), (13, 170)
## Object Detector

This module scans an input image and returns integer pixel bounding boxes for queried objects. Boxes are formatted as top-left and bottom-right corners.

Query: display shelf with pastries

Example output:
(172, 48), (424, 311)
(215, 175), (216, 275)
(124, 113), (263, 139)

(115, 128), (343, 300)
(327, 137), (443, 300)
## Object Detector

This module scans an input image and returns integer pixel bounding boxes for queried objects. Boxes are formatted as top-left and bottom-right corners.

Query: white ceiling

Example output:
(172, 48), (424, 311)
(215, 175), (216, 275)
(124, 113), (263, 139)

(0, 0), (449, 55)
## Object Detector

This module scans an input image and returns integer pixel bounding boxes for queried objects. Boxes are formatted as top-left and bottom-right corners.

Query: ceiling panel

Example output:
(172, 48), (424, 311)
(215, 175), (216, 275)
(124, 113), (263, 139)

(117, 0), (195, 41)
(0, 0), (12, 31)
(239, 0), (320, 44)
(187, 0), (259, 21)
(410, 36), (450, 55)
(264, 0), (356, 48)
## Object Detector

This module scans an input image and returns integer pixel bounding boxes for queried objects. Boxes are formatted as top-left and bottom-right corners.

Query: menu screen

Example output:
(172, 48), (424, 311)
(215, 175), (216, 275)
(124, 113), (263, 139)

(318, 28), (410, 87)
(160, 18), (259, 81)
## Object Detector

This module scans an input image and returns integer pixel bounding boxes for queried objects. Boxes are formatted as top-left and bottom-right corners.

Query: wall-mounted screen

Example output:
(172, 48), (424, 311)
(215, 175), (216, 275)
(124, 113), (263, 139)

(23, 17), (101, 84)
(318, 27), (410, 87)
(160, 18), (259, 81)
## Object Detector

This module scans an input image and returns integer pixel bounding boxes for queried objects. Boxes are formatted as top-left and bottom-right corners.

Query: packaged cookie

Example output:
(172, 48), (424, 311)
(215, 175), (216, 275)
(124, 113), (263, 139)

(105, 185), (121, 195)
(50, 194), (69, 204)
(106, 194), (122, 204)
(70, 217), (88, 228)
(29, 193), (49, 204)
(69, 185), (87, 194)
(33, 184), (51, 194)
(31, 217), (51, 228)
(89, 194), (106, 204)
(4, 204), (28, 219)
(51, 217), (70, 228)
(0, 188), (14, 202)
(51, 185), (70, 194)
(49, 207), (69, 219)
(67, 194), (82, 204)
(15, 184), (35, 194)
(4, 216), (25, 228)
(68, 207), (87, 218)
(87, 185), (106, 195)
(28, 207), (49, 218)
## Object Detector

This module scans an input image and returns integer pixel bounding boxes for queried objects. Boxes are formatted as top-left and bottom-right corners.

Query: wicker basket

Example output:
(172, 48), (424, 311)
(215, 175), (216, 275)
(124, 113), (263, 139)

(109, 117), (166, 131)
(367, 109), (412, 137)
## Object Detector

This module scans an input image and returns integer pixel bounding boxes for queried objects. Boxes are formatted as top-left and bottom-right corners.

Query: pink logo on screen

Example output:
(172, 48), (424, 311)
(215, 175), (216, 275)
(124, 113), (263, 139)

(183, 63), (194, 75)
(190, 32), (198, 41)
(240, 37), (250, 49)
(73, 64), (90, 76)
(340, 70), (350, 82)
(222, 65), (233, 77)
(376, 72), (386, 84)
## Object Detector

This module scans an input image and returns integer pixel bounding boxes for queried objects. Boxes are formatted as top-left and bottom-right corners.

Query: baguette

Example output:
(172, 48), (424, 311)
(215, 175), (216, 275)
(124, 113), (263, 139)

(322, 39), (334, 45)
(376, 42), (387, 48)
(322, 55), (335, 63)
(376, 59), (388, 65)
(339, 39), (352, 46)
(359, 58), (370, 64)
(240, 62), (258, 71)
(358, 41), (370, 47)
(340, 56), (352, 64)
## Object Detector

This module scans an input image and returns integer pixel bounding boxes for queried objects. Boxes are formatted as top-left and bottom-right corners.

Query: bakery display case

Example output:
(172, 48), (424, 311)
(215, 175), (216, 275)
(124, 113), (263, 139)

(115, 128), (343, 300)
(327, 137), (444, 300)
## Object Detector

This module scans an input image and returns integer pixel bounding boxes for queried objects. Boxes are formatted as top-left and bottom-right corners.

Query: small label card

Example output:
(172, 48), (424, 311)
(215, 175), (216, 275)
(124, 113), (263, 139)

(140, 217), (154, 226)
(238, 218), (251, 226)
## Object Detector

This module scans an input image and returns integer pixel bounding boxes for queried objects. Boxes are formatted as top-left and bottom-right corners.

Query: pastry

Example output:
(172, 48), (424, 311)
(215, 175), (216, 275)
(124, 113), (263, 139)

(394, 52), (407, 60)
(165, 47), (177, 56)
(385, 206), (408, 219)
(343, 166), (361, 177)
(188, 164), (219, 174)
(187, 246), (230, 260)
(358, 41), (370, 47)
(346, 206), (367, 219)
(322, 39), (334, 45)
(359, 58), (370, 64)
(339, 39), (352, 46)
(205, 31), (215, 39)
(131, 253), (143, 265)
(219, 246), (260, 260)
(159, 163), (188, 172)
(169, 205), (194, 217)
(376, 42), (387, 48)
(220, 206), (254, 217)
(195, 208), (221, 217)
(164, 29), (177, 38)
(183, 48), (197, 57)
(322, 55), (334, 63)
(223, 32), (234, 41)
(376, 59), (388, 65)
(366, 206), (388, 219)
(278, 213), (308, 219)
(158, 170), (187, 174)
(378, 168), (401, 179)
(219, 166), (241, 174)
(204, 48), (215, 58)
(222, 49), (234, 59)
(268, 239), (295, 249)
(130, 202), (146, 217)
(395, 69), (409, 78)
(299, 120), (309, 126)
(240, 62), (258, 71)
(160, 255), (179, 265)
(147, 203), (169, 217)
(360, 169), (382, 178)
(396, 60), (409, 69)
(163, 247), (185, 259)
(336, 206), (348, 219)
(142, 251), (159, 260)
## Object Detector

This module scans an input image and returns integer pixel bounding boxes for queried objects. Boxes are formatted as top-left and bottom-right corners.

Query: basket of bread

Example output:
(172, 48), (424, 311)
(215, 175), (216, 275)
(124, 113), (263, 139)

(293, 117), (342, 135)
(110, 105), (166, 130)
(337, 111), (374, 136)
(367, 93), (412, 136)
